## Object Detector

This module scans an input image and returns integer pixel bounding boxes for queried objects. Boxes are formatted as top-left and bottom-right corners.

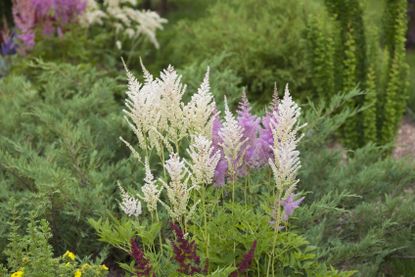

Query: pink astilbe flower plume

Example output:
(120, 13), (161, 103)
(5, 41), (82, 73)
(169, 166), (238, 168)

(211, 108), (228, 186)
(13, 0), (87, 51)
(170, 223), (207, 275)
(282, 194), (304, 221)
(230, 240), (257, 277)
(259, 85), (280, 163)
(130, 239), (154, 277)
(237, 90), (263, 171)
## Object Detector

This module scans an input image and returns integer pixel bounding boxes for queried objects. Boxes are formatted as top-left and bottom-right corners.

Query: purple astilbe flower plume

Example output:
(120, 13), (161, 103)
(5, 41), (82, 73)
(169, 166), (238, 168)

(0, 27), (17, 56)
(130, 239), (154, 277)
(13, 0), (87, 50)
(282, 194), (304, 221)
(211, 108), (228, 186)
(12, 0), (36, 50)
(237, 90), (262, 172)
(211, 107), (223, 150)
(170, 223), (206, 275)
(230, 240), (257, 277)
(258, 86), (280, 163)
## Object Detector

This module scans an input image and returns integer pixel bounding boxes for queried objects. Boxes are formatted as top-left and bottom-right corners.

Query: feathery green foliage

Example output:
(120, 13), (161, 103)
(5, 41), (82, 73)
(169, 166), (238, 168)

(0, 60), (137, 258)
(297, 92), (415, 276)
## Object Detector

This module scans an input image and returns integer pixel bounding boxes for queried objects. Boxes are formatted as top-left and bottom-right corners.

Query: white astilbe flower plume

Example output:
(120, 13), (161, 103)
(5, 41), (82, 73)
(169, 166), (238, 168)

(134, 9), (167, 49)
(219, 98), (247, 178)
(159, 66), (187, 145)
(269, 85), (305, 199)
(160, 154), (197, 222)
(118, 183), (142, 217)
(80, 0), (107, 26)
(82, 0), (167, 48)
(140, 158), (162, 214)
(187, 135), (221, 187)
(126, 64), (184, 151)
(183, 68), (216, 137)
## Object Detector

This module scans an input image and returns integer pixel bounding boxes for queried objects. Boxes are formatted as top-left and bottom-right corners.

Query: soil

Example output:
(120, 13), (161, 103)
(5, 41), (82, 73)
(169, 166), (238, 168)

(393, 116), (415, 159)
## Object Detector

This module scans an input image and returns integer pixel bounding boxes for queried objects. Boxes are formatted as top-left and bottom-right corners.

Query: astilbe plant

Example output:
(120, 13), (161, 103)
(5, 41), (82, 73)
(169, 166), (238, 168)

(91, 64), (354, 276)
(81, 0), (167, 49)
(12, 0), (86, 51)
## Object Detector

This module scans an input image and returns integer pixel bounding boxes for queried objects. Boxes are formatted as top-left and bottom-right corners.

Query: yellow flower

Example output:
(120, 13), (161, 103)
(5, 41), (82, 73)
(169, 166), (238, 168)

(100, 264), (109, 271)
(74, 269), (82, 277)
(63, 250), (76, 261)
(80, 264), (90, 271)
(11, 270), (24, 277)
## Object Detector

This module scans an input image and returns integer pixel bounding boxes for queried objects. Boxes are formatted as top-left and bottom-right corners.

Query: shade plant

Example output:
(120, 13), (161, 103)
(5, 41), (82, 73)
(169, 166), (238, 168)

(90, 64), (354, 276)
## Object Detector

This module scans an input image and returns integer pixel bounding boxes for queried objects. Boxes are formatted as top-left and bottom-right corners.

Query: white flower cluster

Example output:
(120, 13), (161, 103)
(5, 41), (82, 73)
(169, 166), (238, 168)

(269, 85), (305, 199)
(139, 158), (162, 214)
(118, 184), (142, 217)
(183, 69), (216, 137)
(160, 154), (197, 222)
(81, 0), (167, 48)
(123, 64), (215, 157)
(187, 135), (221, 187)
(80, 0), (107, 26)
(219, 99), (247, 178)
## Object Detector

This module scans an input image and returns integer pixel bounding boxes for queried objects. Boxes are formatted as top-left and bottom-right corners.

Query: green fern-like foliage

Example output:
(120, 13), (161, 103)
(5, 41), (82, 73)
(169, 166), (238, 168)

(298, 93), (415, 276)
(0, 60), (139, 258)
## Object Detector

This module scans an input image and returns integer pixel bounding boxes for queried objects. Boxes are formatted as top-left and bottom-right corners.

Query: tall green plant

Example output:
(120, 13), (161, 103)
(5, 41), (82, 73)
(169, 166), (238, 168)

(305, 0), (409, 149)
(305, 16), (335, 101)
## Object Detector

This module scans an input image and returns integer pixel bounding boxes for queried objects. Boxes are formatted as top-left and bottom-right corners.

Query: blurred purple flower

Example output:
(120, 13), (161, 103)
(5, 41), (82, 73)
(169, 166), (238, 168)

(18, 32), (35, 48)
(12, 0), (87, 50)
(1, 32), (17, 56)
(282, 194), (304, 221)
